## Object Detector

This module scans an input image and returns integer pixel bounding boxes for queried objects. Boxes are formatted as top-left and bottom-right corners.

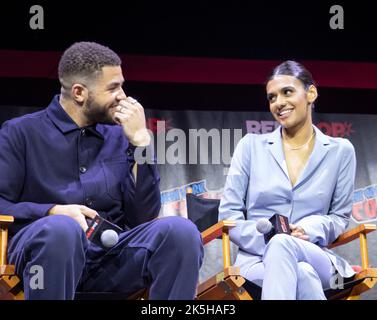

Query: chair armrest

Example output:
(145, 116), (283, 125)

(0, 215), (14, 225)
(0, 215), (14, 224)
(328, 224), (376, 249)
(201, 220), (236, 245)
(201, 220), (236, 269)
(0, 215), (14, 266)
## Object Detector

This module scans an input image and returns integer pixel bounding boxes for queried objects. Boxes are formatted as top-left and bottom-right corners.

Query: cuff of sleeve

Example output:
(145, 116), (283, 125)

(44, 204), (57, 216)
(296, 220), (318, 244)
(30, 203), (57, 219)
(7, 202), (57, 221)
(297, 220), (330, 247)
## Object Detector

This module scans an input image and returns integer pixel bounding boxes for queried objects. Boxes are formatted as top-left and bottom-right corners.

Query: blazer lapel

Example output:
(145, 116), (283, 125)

(266, 127), (290, 182)
(293, 126), (330, 190)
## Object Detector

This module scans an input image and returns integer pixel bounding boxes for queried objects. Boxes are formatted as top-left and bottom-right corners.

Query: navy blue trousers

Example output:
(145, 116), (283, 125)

(8, 215), (203, 300)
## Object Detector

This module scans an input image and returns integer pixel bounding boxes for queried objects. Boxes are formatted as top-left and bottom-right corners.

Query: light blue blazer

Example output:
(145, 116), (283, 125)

(219, 125), (356, 278)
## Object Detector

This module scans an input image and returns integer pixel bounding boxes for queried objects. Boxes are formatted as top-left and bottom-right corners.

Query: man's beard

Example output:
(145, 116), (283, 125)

(84, 95), (115, 125)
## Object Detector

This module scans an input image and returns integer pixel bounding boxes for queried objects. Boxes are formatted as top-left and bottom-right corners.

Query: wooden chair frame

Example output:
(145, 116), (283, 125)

(196, 220), (377, 300)
(0, 215), (24, 299)
(2, 215), (377, 300)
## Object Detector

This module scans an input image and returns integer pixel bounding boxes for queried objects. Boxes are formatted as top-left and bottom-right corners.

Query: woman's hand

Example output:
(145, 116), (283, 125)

(289, 224), (309, 241)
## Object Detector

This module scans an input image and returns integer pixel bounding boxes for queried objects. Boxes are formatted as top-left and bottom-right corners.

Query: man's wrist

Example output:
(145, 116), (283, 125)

(48, 205), (58, 215)
(128, 128), (151, 147)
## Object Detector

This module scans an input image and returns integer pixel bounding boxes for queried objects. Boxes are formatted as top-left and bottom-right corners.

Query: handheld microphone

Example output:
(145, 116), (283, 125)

(256, 213), (291, 243)
(256, 218), (273, 234)
(100, 229), (119, 248)
(85, 215), (123, 249)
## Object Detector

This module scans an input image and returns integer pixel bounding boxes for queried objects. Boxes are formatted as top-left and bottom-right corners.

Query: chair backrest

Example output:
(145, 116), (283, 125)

(186, 193), (220, 232)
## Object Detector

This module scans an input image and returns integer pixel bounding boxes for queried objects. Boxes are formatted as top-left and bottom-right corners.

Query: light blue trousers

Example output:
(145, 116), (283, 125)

(243, 234), (335, 300)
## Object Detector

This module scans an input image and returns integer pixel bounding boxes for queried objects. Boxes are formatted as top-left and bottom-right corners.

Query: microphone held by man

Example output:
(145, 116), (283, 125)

(86, 215), (123, 248)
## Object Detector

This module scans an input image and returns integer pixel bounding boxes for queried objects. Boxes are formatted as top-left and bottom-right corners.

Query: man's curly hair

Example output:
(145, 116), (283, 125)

(58, 41), (121, 87)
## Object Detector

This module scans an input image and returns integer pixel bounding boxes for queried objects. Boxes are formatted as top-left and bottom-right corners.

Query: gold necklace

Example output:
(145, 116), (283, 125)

(283, 130), (315, 150)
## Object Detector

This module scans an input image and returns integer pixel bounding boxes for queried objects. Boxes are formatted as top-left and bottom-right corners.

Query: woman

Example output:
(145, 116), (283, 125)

(219, 60), (356, 299)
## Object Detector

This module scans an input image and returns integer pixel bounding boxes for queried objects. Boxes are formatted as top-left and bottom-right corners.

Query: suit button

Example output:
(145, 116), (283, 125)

(126, 148), (134, 156)
(86, 198), (93, 207)
(79, 166), (87, 173)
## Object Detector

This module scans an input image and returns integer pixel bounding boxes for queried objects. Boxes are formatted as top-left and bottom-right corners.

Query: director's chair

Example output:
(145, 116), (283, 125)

(186, 193), (377, 300)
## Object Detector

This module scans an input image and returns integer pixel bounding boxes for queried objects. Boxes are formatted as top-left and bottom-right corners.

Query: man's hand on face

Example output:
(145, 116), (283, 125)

(113, 96), (151, 147)
(289, 223), (309, 241)
(48, 204), (98, 231)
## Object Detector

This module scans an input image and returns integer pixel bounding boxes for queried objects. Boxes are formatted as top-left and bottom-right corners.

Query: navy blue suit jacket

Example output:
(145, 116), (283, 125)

(0, 95), (161, 236)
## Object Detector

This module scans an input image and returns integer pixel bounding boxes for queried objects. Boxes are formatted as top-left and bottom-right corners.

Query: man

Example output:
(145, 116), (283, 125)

(0, 41), (203, 299)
